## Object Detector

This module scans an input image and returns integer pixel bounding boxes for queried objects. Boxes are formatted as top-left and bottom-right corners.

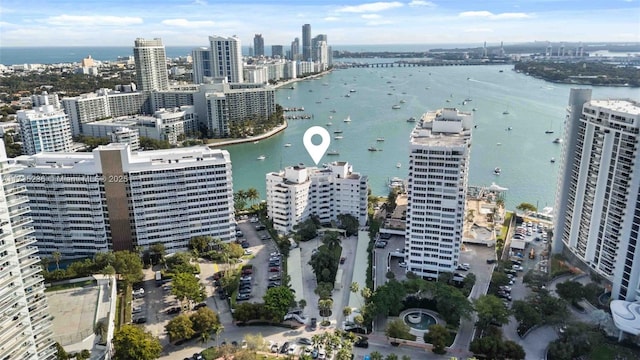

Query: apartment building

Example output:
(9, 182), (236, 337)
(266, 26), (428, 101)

(14, 144), (235, 259)
(133, 38), (169, 91)
(554, 88), (640, 301)
(405, 108), (473, 279)
(266, 161), (368, 234)
(0, 141), (56, 360)
(17, 101), (73, 155)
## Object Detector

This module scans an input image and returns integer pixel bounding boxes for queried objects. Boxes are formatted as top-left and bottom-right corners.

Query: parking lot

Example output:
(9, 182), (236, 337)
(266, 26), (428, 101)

(373, 234), (406, 287)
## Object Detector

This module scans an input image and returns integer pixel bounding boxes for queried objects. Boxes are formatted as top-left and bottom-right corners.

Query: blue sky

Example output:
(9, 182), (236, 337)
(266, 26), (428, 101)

(1, 0), (638, 47)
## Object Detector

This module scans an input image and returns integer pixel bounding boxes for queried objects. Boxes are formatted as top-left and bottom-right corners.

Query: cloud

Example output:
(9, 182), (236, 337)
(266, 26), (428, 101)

(161, 18), (216, 27)
(323, 16), (340, 22)
(366, 20), (394, 26)
(361, 14), (382, 19)
(336, 1), (403, 13)
(408, 0), (435, 7)
(45, 15), (143, 26)
(192, 0), (208, 5)
(458, 11), (532, 20)
(463, 27), (494, 33)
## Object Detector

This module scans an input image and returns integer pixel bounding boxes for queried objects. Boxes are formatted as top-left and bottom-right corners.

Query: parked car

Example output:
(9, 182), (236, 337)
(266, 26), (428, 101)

(192, 354), (203, 360)
(240, 275), (252, 281)
(239, 288), (252, 295)
(236, 231), (244, 237)
(269, 267), (280, 272)
(244, 249), (253, 255)
(310, 318), (317, 330)
(280, 342), (290, 354)
(133, 317), (147, 324)
(256, 224), (266, 230)
(399, 262), (407, 268)
(241, 242), (250, 249)
(298, 337), (312, 346)
(340, 257), (346, 264)
(267, 282), (280, 289)
(486, 259), (497, 264)
(166, 307), (181, 315)
(260, 235), (269, 241)
(287, 344), (297, 355)
(193, 303), (207, 310)
(354, 336), (369, 348)
(270, 343), (279, 353)
(457, 265), (468, 271)
(236, 294), (251, 301)
(269, 274), (281, 281)
(311, 348), (319, 358)
(132, 306), (143, 314)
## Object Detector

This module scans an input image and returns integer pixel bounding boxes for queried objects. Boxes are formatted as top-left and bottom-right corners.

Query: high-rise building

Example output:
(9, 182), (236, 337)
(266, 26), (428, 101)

(405, 108), (473, 279)
(271, 45), (284, 58)
(266, 161), (368, 234)
(17, 100), (73, 155)
(192, 47), (212, 84)
(317, 41), (328, 70)
(209, 35), (244, 83)
(553, 88), (640, 301)
(290, 38), (300, 60)
(312, 34), (327, 62)
(15, 144), (235, 259)
(253, 34), (265, 57)
(0, 140), (57, 360)
(302, 24), (312, 61)
(133, 38), (169, 91)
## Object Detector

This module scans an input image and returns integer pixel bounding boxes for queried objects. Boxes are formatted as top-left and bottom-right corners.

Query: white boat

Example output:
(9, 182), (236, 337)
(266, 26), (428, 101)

(388, 177), (404, 189)
(327, 150), (339, 156)
(494, 167), (501, 175)
(496, 143), (502, 146)
(376, 137), (385, 142)
(349, 89), (356, 93)
(553, 138), (563, 144)
(284, 143), (292, 147)
(326, 122), (333, 126)
(344, 115), (351, 123)
(253, 141), (259, 144)
(334, 135), (343, 140)
(400, 99), (406, 104)
(368, 146), (380, 152)
(257, 155), (266, 160)
(406, 117), (416, 122)
(396, 162), (401, 168)
(392, 104), (401, 109)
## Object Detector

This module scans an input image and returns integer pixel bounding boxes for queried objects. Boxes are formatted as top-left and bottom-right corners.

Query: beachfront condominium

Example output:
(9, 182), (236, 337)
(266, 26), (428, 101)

(253, 34), (265, 57)
(14, 144), (235, 260)
(266, 161), (368, 234)
(0, 141), (57, 360)
(553, 88), (640, 301)
(133, 38), (169, 92)
(209, 35), (244, 83)
(17, 98), (73, 155)
(302, 24), (312, 61)
(405, 108), (473, 279)
(191, 47), (212, 84)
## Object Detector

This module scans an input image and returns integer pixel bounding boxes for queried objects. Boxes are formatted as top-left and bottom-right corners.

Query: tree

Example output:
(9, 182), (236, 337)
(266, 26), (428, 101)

(337, 214), (359, 236)
(40, 257), (50, 273)
(228, 243), (245, 259)
(516, 202), (537, 213)
(318, 299), (333, 321)
(172, 272), (205, 305)
(165, 315), (195, 343)
(369, 279), (406, 316)
(213, 323), (224, 346)
(112, 324), (162, 360)
(555, 280), (585, 304)
(112, 251), (144, 285)
(243, 333), (267, 351)
(474, 295), (511, 331)
(94, 318), (109, 344)
(246, 187), (260, 206)
(385, 319), (413, 341)
(55, 342), (68, 360)
(139, 136), (170, 150)
(432, 282), (473, 327)
(190, 307), (220, 334)
(52, 251), (61, 270)
(512, 300), (542, 332)
(547, 340), (574, 360)
(424, 324), (449, 354)
(322, 231), (342, 249)
(148, 243), (166, 264)
(298, 299), (307, 310)
(189, 236), (211, 255)
(384, 355), (398, 360)
(350, 282), (359, 294)
(263, 286), (295, 322)
(343, 307), (352, 317)
(370, 352), (384, 360)
(470, 336), (524, 360)
(234, 190), (248, 211)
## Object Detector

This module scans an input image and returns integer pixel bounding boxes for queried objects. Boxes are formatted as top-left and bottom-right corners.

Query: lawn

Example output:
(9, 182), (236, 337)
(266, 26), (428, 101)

(44, 279), (95, 292)
(590, 342), (640, 360)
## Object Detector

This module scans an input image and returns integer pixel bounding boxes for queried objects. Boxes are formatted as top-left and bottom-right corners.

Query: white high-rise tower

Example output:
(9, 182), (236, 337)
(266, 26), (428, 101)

(133, 38), (169, 91)
(553, 88), (640, 301)
(209, 35), (244, 83)
(405, 108), (473, 279)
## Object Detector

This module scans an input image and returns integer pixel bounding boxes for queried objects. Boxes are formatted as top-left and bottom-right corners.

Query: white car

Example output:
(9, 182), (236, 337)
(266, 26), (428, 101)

(399, 262), (407, 268)
(287, 344), (297, 355)
(244, 249), (253, 255)
(318, 349), (326, 359)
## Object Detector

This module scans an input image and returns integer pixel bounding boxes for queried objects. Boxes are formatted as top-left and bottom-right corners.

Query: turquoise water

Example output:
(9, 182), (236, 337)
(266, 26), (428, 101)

(225, 64), (637, 210)
(403, 312), (437, 331)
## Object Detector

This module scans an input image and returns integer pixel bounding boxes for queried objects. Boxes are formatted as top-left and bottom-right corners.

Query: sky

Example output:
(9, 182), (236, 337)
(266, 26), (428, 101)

(0, 0), (639, 47)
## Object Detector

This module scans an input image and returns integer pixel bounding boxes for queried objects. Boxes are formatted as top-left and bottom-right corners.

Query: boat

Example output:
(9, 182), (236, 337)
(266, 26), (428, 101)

(257, 155), (266, 160)
(333, 129), (343, 134)
(330, 109), (337, 113)
(350, 89), (356, 93)
(326, 122), (333, 126)
(368, 146), (380, 152)
(345, 94), (351, 97)
(376, 137), (385, 142)
(396, 162), (401, 168)
(503, 109), (510, 115)
(388, 177), (404, 189)
(499, 70), (504, 73)
(327, 150), (340, 156)
(446, 99), (451, 103)
(334, 135), (343, 140)
(289, 86), (295, 89)
(407, 117), (416, 122)
(400, 99), (406, 104)
(284, 143), (292, 147)
(507, 127), (513, 131)
(550, 158), (556, 163)
(494, 167), (501, 175)
(253, 141), (260, 144)
(553, 138), (563, 143)
(472, 108), (477, 112)
(496, 143), (502, 146)
(392, 104), (401, 109)
(545, 130), (554, 134)
(343, 115), (351, 123)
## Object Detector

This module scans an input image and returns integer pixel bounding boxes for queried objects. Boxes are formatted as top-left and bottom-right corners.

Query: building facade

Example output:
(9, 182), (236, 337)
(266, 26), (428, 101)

(209, 35), (244, 83)
(266, 161), (368, 234)
(302, 24), (312, 61)
(405, 108), (473, 279)
(133, 38), (169, 91)
(0, 141), (57, 360)
(253, 34), (265, 57)
(15, 144), (235, 259)
(17, 102), (73, 155)
(271, 45), (284, 58)
(290, 38), (300, 61)
(191, 47), (211, 84)
(110, 127), (140, 151)
(553, 88), (640, 301)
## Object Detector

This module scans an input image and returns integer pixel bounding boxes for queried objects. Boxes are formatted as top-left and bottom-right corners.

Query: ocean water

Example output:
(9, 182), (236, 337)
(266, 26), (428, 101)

(223, 65), (637, 210)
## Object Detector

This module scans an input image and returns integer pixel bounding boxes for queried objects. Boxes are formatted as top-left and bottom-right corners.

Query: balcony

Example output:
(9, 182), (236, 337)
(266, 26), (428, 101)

(22, 274), (44, 289)
(4, 185), (26, 196)
(14, 235), (36, 249)
(13, 217), (33, 228)
(21, 264), (42, 278)
(17, 246), (38, 260)
(9, 206), (30, 218)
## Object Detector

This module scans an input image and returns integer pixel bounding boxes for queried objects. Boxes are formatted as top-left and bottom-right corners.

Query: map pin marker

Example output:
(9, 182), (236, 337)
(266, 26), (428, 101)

(303, 126), (331, 165)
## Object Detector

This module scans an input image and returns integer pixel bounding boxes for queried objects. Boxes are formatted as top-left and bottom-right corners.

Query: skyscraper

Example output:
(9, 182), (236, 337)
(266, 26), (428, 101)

(405, 108), (473, 279)
(0, 140), (57, 360)
(290, 37), (300, 60)
(312, 34), (327, 62)
(133, 38), (169, 91)
(553, 88), (640, 301)
(253, 34), (265, 57)
(209, 35), (244, 83)
(18, 98), (73, 155)
(302, 24), (312, 61)
(191, 47), (212, 84)
(271, 45), (284, 58)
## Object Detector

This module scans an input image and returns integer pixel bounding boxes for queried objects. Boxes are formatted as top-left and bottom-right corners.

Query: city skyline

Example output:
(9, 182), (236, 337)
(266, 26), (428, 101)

(1, 1), (638, 47)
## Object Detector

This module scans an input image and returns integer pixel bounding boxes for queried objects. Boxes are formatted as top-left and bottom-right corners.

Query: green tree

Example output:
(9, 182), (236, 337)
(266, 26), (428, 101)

(318, 298), (334, 321)
(432, 282), (474, 327)
(228, 243), (245, 258)
(547, 341), (574, 360)
(165, 315), (195, 343)
(512, 300), (542, 331)
(343, 307), (352, 317)
(315, 282), (334, 299)
(243, 333), (267, 351)
(40, 257), (50, 273)
(54, 342), (68, 360)
(190, 307), (220, 334)
(370, 352), (384, 360)
(369, 279), (406, 316)
(298, 299), (307, 310)
(149, 242), (166, 264)
(474, 295), (511, 330)
(93, 318), (109, 344)
(140, 136), (171, 150)
(263, 286), (295, 322)
(555, 280), (585, 304)
(424, 323), (449, 354)
(515, 202), (537, 213)
(470, 336), (525, 360)
(337, 214), (359, 236)
(52, 251), (61, 270)
(189, 236), (212, 255)
(234, 190), (248, 211)
(112, 324), (162, 360)
(322, 231), (342, 249)
(112, 251), (144, 285)
(384, 355), (398, 360)
(172, 272), (205, 305)
(385, 319), (414, 341)
(246, 187), (260, 206)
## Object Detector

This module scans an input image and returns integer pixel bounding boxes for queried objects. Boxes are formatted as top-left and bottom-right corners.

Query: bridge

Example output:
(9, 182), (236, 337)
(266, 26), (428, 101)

(335, 60), (510, 68)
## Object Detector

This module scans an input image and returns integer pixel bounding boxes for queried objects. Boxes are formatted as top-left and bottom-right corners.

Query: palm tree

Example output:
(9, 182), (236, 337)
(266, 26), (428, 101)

(213, 323), (224, 347)
(246, 188), (260, 206)
(52, 251), (61, 270)
(322, 232), (341, 249)
(40, 257), (50, 273)
(350, 282), (359, 294)
(200, 331), (211, 344)
(318, 299), (333, 323)
(298, 299), (307, 311)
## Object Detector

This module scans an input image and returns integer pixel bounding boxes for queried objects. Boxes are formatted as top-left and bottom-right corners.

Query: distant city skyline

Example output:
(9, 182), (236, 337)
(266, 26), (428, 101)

(1, 1), (638, 47)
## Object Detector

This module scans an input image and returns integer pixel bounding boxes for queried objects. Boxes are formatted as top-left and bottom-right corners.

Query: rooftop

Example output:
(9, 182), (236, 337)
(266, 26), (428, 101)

(610, 300), (640, 336)
(590, 99), (640, 116)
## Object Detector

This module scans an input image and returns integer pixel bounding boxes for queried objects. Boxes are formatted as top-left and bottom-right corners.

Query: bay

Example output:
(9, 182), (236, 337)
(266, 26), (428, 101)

(225, 64), (638, 210)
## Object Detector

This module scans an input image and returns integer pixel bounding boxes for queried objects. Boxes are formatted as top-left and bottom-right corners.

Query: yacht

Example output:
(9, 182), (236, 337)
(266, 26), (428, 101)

(550, 158), (556, 163)
(400, 99), (406, 104)
(327, 150), (340, 156)
(472, 108), (478, 112)
(330, 109), (337, 113)
(494, 167), (501, 175)
(407, 117), (416, 122)
(257, 155), (266, 160)
(343, 115), (351, 123)
(545, 130), (554, 134)
(368, 146), (380, 152)
(345, 94), (351, 98)
(334, 135), (344, 140)
(553, 138), (563, 144)
(284, 143), (292, 147)
(350, 89), (356, 93)
(253, 141), (260, 144)
(326, 122), (333, 127)
(376, 137), (385, 142)
(503, 110), (510, 115)
(388, 177), (404, 189)
(333, 129), (343, 134)
(392, 104), (401, 110)
(396, 162), (401, 168)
